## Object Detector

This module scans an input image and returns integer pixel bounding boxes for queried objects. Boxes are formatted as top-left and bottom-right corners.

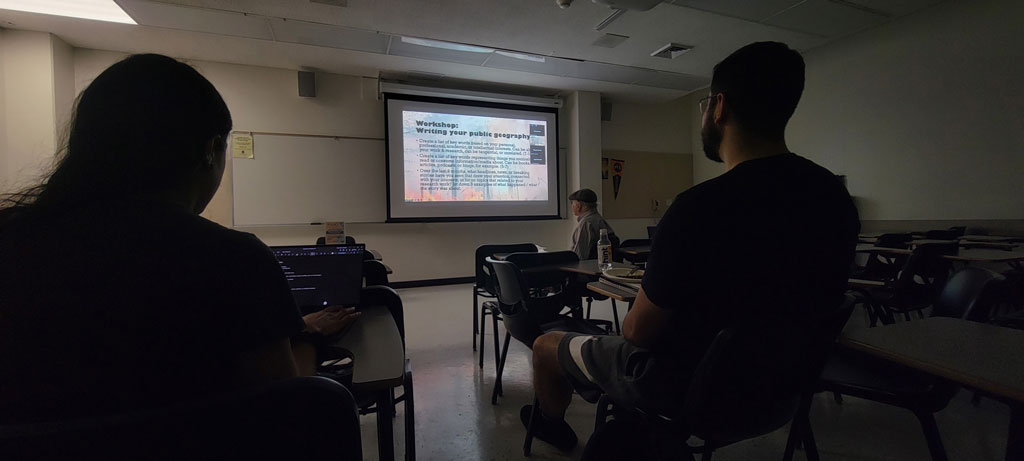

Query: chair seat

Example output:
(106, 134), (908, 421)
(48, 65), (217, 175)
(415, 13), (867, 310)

(819, 351), (956, 412)
(540, 316), (609, 336)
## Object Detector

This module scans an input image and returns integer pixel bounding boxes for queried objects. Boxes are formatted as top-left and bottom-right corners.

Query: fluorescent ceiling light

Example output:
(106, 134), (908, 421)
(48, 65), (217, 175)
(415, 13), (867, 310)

(400, 36), (493, 53)
(495, 50), (546, 63)
(0, 0), (135, 24)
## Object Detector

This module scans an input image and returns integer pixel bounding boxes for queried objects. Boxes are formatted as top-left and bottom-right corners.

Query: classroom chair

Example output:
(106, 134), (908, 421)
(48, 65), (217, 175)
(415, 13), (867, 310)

(472, 243), (537, 370)
(791, 268), (1006, 461)
(569, 296), (856, 460)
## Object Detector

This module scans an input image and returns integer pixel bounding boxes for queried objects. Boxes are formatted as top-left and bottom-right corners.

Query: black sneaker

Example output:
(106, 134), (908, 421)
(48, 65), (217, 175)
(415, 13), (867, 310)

(521, 404), (578, 453)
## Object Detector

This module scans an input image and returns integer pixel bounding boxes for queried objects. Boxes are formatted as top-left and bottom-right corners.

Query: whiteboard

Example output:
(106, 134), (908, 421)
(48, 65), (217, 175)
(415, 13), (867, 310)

(231, 133), (386, 226)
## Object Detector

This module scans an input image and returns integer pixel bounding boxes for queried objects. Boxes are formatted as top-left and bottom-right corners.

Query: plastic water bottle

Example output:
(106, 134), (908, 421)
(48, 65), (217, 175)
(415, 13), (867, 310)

(597, 229), (612, 270)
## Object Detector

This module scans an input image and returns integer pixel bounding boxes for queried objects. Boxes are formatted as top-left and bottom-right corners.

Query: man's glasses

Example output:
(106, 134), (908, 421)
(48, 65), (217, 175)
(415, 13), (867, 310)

(698, 94), (719, 114)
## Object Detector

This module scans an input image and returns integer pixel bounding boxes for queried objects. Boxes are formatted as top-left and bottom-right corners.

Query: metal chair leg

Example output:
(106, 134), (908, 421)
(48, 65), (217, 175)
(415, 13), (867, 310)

(491, 332), (511, 405)
(586, 298), (593, 319)
(915, 412), (949, 461)
(491, 310), (502, 396)
(472, 290), (478, 350)
(403, 365), (415, 461)
(478, 306), (487, 369)
(610, 300), (621, 335)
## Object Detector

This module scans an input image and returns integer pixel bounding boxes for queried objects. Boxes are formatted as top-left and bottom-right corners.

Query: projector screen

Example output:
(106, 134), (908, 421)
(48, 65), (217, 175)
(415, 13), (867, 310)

(385, 93), (560, 222)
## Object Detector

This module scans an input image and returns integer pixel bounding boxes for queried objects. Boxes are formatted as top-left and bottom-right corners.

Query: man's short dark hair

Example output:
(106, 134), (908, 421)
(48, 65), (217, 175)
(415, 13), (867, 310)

(710, 41), (804, 140)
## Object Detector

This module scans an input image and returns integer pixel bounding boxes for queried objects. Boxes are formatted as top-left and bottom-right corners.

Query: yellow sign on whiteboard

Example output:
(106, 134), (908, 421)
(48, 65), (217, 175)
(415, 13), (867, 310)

(232, 133), (254, 159)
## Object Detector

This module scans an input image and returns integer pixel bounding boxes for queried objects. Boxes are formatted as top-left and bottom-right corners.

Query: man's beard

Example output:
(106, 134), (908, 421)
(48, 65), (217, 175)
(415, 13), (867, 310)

(701, 119), (723, 163)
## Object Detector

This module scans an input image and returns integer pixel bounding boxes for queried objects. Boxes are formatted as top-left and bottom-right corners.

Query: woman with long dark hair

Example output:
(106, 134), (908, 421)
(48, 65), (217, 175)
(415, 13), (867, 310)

(0, 54), (355, 423)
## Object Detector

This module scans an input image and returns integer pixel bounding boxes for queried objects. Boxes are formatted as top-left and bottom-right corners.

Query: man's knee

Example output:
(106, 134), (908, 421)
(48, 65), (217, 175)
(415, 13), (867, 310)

(533, 332), (566, 363)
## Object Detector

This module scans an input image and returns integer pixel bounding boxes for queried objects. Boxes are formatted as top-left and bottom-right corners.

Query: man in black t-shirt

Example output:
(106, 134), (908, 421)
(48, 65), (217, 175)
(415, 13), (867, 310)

(523, 42), (860, 452)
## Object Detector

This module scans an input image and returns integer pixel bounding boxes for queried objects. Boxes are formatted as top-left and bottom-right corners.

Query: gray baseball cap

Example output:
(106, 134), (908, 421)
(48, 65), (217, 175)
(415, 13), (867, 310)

(568, 188), (597, 203)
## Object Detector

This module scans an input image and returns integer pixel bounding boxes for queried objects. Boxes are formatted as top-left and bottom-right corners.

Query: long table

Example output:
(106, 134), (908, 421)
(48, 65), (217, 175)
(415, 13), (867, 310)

(332, 304), (406, 461)
(839, 318), (1024, 460)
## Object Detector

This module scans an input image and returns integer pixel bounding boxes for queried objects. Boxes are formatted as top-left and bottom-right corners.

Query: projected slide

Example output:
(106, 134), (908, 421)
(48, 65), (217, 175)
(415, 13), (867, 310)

(402, 111), (548, 202)
(385, 92), (560, 222)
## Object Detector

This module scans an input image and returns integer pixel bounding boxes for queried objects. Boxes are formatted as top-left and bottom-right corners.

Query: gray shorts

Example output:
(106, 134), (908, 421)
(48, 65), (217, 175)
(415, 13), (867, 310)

(556, 333), (690, 414)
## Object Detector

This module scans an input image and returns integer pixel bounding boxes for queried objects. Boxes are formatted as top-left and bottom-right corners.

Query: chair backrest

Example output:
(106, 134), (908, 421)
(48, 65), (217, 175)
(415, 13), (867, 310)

(487, 257), (544, 347)
(861, 233), (914, 280)
(682, 295), (856, 443)
(316, 236), (357, 245)
(616, 238), (651, 263)
(363, 260), (390, 287)
(488, 251), (579, 347)
(947, 226), (967, 237)
(876, 233), (912, 249)
(893, 242), (958, 298)
(475, 244), (538, 294)
(925, 229), (959, 240)
(0, 376), (361, 460)
(930, 267), (1005, 321)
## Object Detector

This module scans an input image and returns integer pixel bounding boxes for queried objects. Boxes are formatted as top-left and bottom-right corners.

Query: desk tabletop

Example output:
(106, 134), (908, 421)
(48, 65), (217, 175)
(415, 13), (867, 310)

(619, 245), (651, 256)
(855, 244), (912, 255)
(840, 317), (1024, 403)
(961, 235), (1024, 243)
(556, 260), (631, 276)
(855, 244), (1024, 263)
(331, 304), (405, 391)
(945, 248), (1024, 263)
(587, 280), (638, 303)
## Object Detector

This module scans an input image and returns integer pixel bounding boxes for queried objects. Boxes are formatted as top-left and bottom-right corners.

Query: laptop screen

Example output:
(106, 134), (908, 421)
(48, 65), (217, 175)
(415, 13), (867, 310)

(270, 244), (365, 312)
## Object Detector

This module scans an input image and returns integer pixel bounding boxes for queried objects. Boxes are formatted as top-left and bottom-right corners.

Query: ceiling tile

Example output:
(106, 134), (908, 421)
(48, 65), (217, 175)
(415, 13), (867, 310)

(665, 0), (802, 22)
(482, 52), (581, 77)
(269, 18), (389, 54)
(632, 70), (709, 90)
(838, 0), (944, 17)
(117, 0), (273, 40)
(763, 0), (888, 37)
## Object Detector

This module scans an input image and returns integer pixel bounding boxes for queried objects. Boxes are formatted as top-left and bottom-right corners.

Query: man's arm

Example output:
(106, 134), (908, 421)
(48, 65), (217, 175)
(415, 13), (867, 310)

(622, 286), (674, 348)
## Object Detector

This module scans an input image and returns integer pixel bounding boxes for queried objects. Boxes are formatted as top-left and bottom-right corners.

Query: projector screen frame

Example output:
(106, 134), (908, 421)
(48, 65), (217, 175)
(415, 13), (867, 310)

(383, 92), (562, 223)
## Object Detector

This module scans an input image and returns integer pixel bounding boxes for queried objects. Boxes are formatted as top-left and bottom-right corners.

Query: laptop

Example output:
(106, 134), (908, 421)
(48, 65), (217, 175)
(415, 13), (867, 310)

(270, 244), (365, 315)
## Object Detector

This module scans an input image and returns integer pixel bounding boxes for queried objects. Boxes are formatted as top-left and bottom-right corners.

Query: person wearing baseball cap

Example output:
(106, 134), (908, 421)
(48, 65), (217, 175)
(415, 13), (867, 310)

(567, 188), (617, 261)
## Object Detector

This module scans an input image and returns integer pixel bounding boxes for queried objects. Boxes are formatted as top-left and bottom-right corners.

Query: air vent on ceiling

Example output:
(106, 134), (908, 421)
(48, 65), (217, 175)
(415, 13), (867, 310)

(310, 0), (347, 6)
(650, 42), (692, 59)
(591, 33), (629, 48)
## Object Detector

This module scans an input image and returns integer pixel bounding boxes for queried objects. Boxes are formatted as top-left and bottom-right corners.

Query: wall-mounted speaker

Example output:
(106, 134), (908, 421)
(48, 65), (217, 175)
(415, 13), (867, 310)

(298, 71), (316, 97)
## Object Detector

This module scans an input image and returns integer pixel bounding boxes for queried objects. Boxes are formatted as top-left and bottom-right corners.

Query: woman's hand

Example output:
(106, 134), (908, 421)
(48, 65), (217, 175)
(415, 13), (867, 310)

(302, 306), (361, 336)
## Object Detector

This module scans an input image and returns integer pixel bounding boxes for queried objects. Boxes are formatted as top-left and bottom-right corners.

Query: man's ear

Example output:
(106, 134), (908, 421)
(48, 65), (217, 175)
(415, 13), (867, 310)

(203, 136), (226, 167)
(713, 93), (727, 125)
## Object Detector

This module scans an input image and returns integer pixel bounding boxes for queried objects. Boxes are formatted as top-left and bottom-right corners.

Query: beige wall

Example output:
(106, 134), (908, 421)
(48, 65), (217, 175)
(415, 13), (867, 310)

(602, 95), (696, 239)
(51, 36), (74, 142)
(601, 97), (691, 154)
(0, 30), (6, 179)
(789, 0), (1022, 221)
(690, 0), (1023, 226)
(0, 31), (62, 191)
(70, 49), (602, 282)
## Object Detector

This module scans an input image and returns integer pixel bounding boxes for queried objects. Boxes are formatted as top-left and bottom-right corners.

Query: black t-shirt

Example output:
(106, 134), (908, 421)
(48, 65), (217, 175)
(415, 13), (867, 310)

(0, 198), (304, 423)
(641, 153), (860, 372)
